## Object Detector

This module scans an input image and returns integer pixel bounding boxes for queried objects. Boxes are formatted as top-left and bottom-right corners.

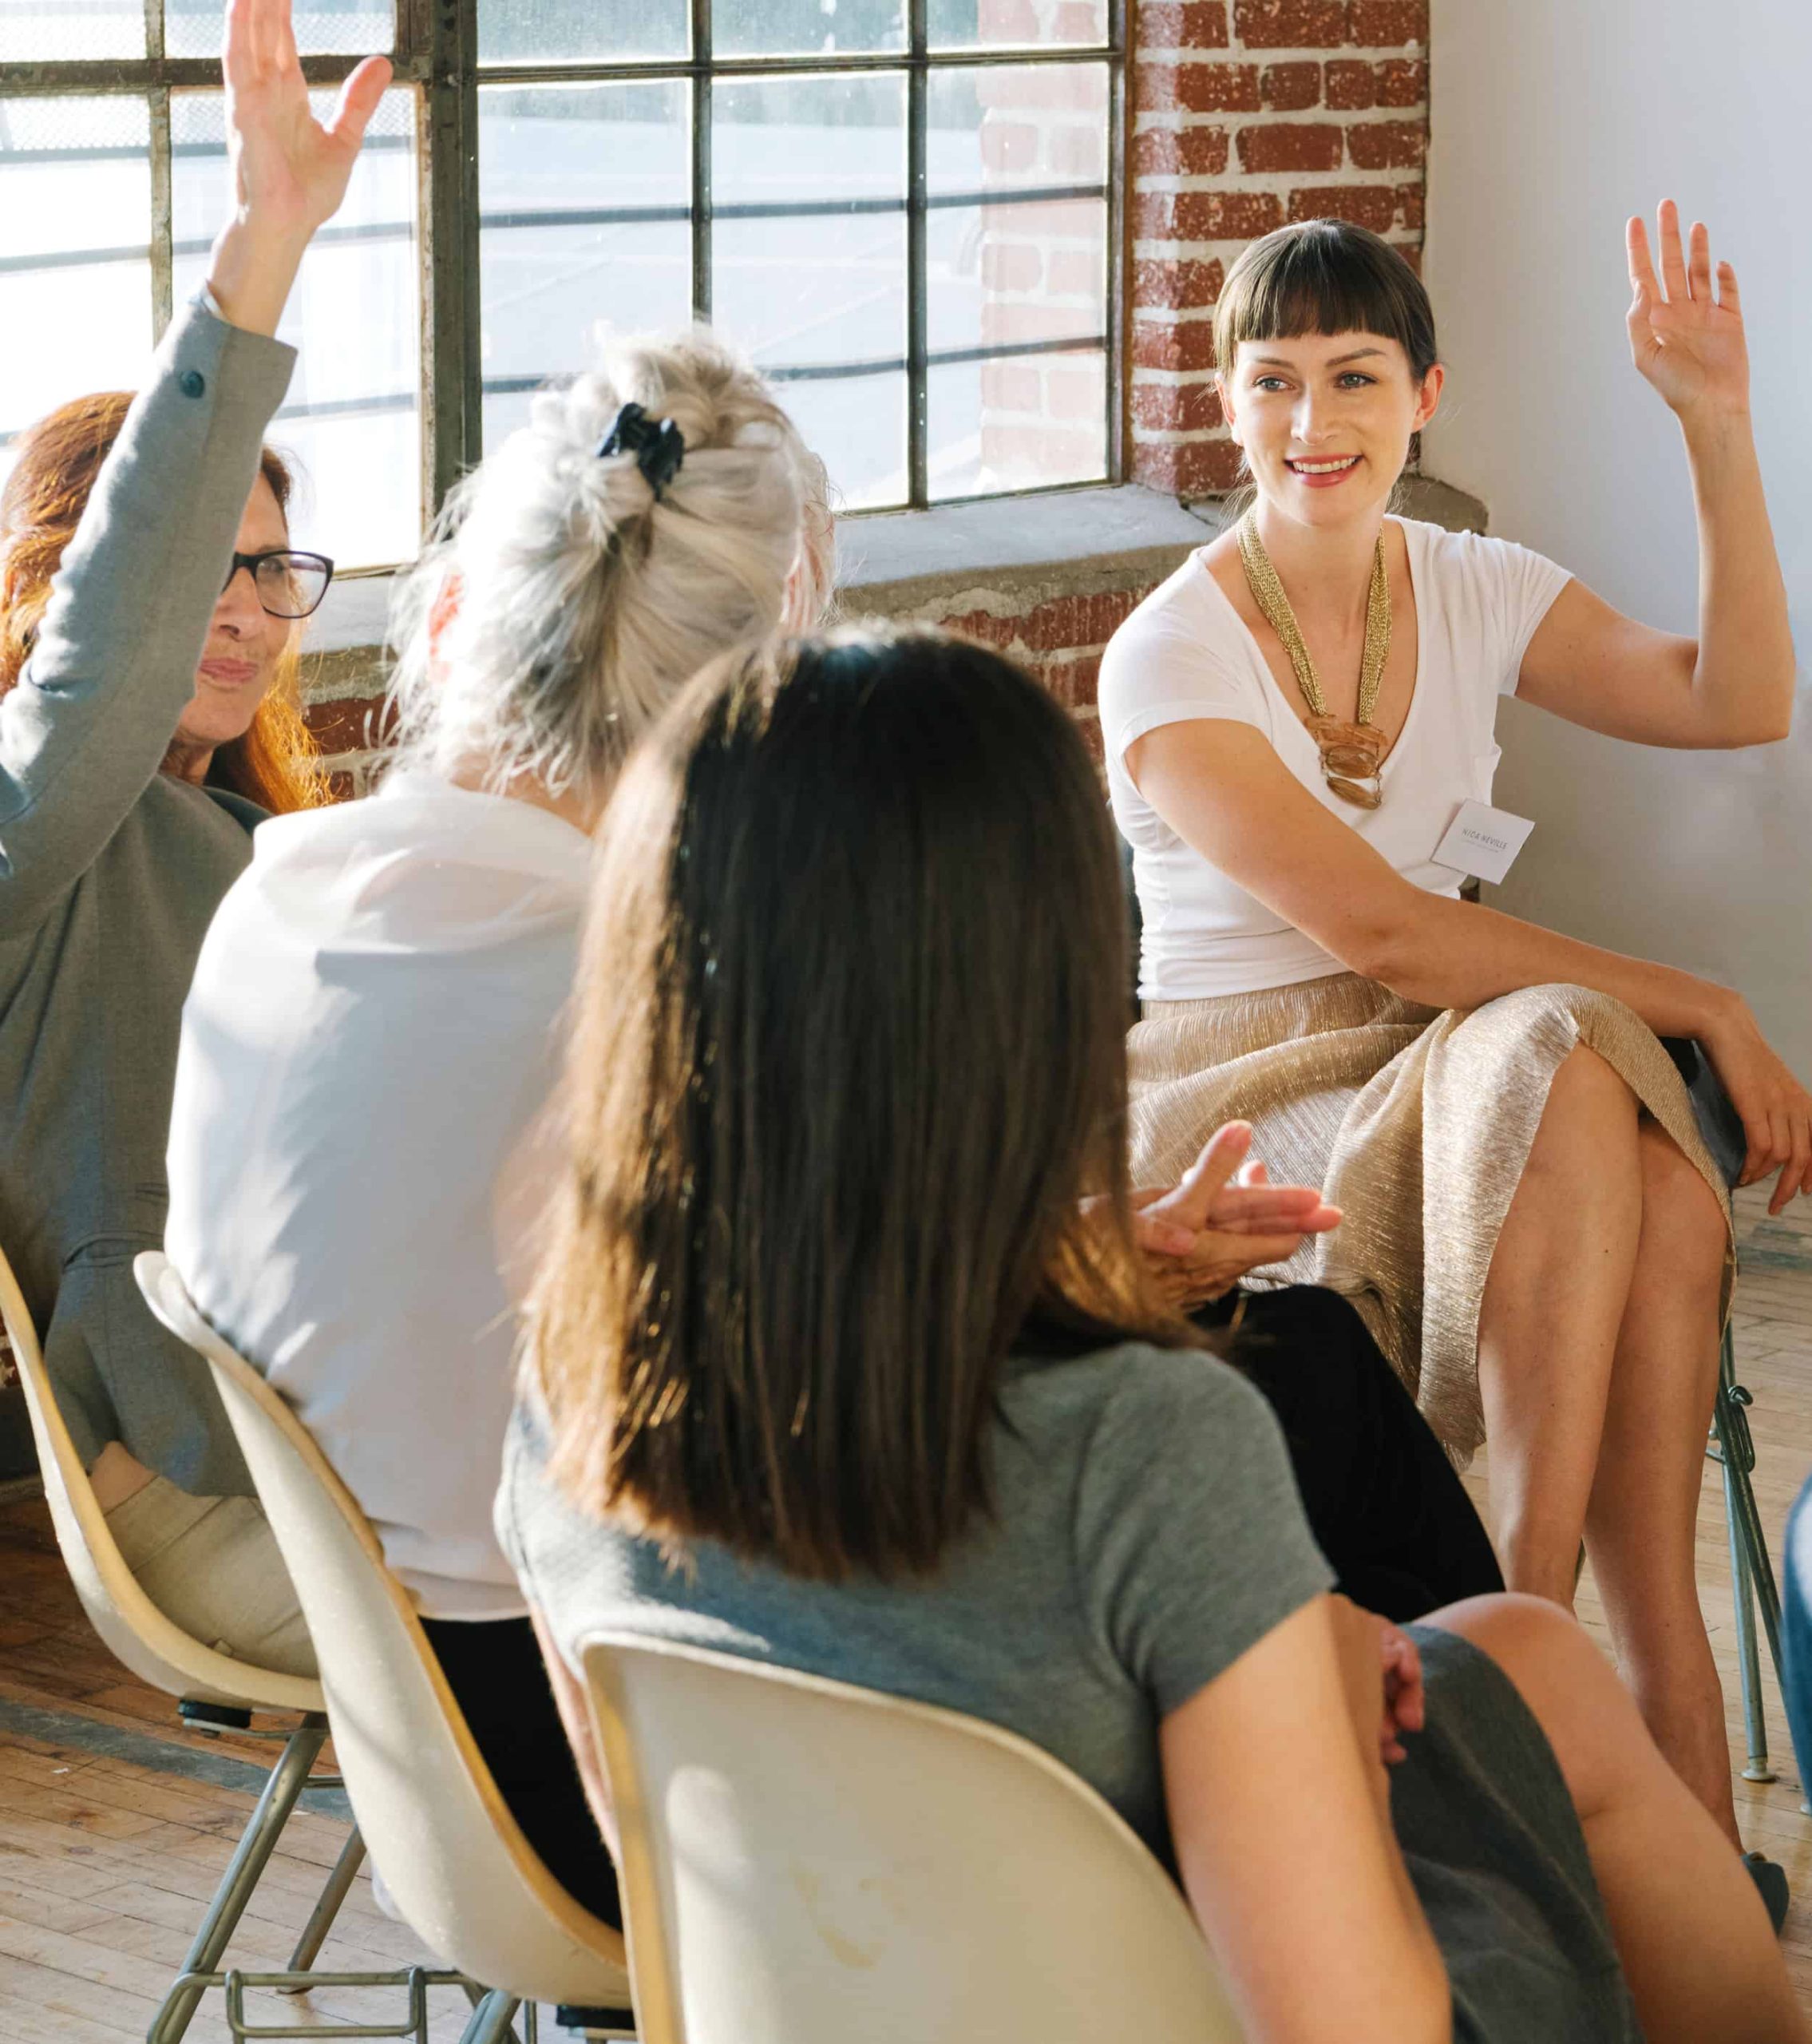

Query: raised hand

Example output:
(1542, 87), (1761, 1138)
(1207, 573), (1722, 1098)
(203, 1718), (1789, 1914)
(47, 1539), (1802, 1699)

(207, 0), (391, 335)
(1626, 200), (1750, 421)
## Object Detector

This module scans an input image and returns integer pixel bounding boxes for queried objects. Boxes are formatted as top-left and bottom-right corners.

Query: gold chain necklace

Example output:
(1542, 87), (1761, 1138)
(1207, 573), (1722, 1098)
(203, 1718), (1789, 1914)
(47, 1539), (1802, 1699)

(1236, 511), (1393, 810)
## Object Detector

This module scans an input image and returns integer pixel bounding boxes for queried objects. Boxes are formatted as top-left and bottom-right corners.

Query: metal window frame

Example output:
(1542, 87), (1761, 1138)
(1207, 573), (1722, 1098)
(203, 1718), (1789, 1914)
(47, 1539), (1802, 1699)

(4, 0), (1125, 525)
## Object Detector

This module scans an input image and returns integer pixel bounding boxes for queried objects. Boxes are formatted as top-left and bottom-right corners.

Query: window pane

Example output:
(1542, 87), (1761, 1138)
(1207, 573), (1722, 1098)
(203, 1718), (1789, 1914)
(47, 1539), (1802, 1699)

(172, 89), (421, 569)
(479, 0), (685, 66)
(713, 73), (904, 509)
(0, 98), (152, 493)
(479, 83), (691, 452)
(165, 0), (395, 57)
(773, 368), (906, 509)
(714, 0), (902, 61)
(928, 348), (1103, 497)
(929, 0), (1107, 51)
(927, 64), (1106, 497)
(0, 0), (141, 59)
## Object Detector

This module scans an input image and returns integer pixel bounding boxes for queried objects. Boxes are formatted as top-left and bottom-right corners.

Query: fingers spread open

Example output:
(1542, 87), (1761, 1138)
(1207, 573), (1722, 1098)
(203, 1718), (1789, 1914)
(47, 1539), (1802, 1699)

(1687, 220), (1713, 301)
(248, 0), (282, 73)
(1717, 259), (1742, 315)
(1656, 198), (1691, 300)
(329, 52), (393, 146)
(1626, 214), (1660, 303)
(223, 0), (257, 81)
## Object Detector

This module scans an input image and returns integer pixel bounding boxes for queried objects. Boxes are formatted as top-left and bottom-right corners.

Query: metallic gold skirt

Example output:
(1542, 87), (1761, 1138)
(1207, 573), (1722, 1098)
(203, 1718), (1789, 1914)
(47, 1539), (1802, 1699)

(1127, 973), (1733, 1464)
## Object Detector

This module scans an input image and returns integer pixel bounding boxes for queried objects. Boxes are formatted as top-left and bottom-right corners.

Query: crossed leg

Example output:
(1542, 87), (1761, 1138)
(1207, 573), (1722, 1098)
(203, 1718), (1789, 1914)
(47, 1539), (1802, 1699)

(1428, 1596), (1802, 2044)
(1475, 1046), (1736, 1843)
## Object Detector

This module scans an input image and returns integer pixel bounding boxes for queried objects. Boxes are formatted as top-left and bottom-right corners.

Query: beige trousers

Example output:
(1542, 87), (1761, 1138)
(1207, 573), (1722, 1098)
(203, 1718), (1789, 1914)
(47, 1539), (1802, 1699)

(105, 1475), (317, 1679)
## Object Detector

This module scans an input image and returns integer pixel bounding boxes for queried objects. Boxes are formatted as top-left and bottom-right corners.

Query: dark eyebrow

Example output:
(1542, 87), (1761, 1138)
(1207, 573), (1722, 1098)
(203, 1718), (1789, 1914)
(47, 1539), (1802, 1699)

(1248, 347), (1387, 367)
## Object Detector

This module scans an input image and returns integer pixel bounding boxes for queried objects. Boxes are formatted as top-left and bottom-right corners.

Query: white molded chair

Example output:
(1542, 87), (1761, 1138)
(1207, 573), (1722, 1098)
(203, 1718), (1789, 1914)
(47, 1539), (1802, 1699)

(0, 1242), (359, 2044)
(135, 1251), (635, 2044)
(580, 1631), (1248, 2044)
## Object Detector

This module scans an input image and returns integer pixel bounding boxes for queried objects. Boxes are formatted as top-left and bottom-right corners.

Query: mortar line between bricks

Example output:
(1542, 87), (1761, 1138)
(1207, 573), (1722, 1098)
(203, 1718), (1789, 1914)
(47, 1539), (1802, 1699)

(1131, 108), (1426, 126)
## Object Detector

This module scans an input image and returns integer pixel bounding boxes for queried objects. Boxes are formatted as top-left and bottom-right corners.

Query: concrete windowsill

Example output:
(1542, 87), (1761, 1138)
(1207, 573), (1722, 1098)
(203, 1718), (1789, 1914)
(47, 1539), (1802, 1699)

(307, 485), (1211, 661)
(303, 474), (1487, 670)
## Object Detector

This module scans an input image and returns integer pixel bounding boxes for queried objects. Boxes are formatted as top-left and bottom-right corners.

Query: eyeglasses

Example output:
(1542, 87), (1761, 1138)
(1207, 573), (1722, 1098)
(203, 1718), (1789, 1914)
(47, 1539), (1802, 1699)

(220, 549), (335, 620)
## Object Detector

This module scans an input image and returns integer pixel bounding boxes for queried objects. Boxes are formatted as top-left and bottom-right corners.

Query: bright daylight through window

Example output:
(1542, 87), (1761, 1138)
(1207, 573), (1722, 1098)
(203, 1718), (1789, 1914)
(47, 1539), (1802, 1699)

(1, 0), (1123, 570)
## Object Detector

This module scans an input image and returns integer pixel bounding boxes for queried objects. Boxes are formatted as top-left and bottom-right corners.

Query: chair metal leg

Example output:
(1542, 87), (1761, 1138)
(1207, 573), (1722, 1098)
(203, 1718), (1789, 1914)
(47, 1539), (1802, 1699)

(1711, 1325), (1787, 1782)
(1726, 1450), (1775, 1782)
(146, 1713), (330, 2044)
(458, 1976), (532, 2044)
(458, 1991), (527, 2044)
(279, 1826), (368, 1988)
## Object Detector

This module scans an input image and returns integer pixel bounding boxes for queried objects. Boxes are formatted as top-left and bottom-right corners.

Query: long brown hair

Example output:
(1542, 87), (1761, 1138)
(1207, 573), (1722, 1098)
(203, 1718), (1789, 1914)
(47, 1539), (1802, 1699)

(0, 391), (330, 812)
(525, 624), (1200, 1583)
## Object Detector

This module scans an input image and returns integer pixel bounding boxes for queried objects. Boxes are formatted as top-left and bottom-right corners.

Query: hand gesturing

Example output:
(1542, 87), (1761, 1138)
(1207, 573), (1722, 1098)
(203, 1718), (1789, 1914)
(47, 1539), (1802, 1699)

(224, 0), (390, 240)
(1626, 200), (1749, 422)
(1129, 1121), (1340, 1310)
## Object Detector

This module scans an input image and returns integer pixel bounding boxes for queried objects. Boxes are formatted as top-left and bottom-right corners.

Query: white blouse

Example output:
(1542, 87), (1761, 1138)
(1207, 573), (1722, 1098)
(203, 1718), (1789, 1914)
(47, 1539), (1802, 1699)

(165, 768), (592, 1619)
(1099, 517), (1572, 1001)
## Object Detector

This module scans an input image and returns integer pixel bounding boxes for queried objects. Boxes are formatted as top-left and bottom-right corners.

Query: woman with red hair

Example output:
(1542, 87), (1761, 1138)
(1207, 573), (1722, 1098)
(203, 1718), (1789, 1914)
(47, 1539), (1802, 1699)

(0, 0), (387, 1670)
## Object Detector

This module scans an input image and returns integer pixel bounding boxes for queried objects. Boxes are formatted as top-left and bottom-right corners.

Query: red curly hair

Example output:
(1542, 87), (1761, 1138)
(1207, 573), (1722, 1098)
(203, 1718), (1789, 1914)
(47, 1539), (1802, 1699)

(0, 390), (330, 813)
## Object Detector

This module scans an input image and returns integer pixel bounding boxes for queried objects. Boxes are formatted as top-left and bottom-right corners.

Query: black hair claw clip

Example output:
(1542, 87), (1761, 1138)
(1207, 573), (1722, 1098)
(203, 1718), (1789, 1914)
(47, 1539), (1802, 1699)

(596, 402), (686, 501)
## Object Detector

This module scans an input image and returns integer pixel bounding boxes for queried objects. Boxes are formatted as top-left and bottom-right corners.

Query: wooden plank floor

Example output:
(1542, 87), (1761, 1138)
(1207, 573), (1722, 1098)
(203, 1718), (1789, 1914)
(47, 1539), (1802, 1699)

(1, 1183), (1810, 2035)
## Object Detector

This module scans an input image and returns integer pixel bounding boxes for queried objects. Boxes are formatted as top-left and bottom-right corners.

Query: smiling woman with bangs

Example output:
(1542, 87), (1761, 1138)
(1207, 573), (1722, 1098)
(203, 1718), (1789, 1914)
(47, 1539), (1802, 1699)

(1098, 211), (1803, 1881)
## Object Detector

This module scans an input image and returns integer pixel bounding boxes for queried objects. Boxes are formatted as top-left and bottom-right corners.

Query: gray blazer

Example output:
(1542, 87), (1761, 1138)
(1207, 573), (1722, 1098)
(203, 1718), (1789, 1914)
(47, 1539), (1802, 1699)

(1, 299), (296, 1495)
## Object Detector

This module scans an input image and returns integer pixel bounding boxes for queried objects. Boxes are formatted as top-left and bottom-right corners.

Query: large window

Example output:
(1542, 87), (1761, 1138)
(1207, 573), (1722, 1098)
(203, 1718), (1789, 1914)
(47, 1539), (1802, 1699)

(2, 0), (1123, 569)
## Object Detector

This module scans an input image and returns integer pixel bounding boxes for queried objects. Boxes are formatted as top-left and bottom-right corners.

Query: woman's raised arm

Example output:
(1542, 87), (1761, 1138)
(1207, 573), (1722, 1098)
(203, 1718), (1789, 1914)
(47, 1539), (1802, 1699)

(0, 0), (386, 935)
(1514, 202), (1794, 750)
(1128, 717), (1812, 1210)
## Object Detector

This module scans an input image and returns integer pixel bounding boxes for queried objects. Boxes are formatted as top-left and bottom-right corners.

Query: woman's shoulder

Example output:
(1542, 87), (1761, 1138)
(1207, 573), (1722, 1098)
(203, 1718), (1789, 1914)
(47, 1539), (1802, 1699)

(1109, 548), (1240, 649)
(1396, 515), (1569, 592)
(1005, 1337), (1283, 1471)
(1098, 550), (1264, 720)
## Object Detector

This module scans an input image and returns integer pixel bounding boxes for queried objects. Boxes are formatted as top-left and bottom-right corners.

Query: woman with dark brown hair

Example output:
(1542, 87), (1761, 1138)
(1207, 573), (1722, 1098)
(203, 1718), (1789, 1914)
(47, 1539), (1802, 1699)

(499, 624), (1802, 2044)
(0, 0), (386, 1670)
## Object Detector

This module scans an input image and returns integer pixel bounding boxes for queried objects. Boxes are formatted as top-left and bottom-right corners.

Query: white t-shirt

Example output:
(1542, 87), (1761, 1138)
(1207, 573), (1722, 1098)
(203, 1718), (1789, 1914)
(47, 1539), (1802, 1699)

(1099, 517), (1573, 1000)
(165, 768), (592, 1620)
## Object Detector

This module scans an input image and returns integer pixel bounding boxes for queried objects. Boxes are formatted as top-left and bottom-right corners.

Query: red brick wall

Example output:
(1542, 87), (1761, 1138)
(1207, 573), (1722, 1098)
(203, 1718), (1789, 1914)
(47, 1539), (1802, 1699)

(891, 584), (1150, 763)
(1130, 0), (1428, 495)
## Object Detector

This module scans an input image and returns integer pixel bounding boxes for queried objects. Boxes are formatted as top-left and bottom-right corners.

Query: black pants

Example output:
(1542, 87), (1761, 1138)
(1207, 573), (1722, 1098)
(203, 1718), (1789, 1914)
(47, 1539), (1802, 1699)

(1201, 1285), (1504, 1622)
(421, 1614), (623, 1926)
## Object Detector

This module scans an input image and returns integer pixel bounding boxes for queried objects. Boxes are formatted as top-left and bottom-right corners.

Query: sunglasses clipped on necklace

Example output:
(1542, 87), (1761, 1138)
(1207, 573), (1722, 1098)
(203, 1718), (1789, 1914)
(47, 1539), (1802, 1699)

(220, 548), (335, 620)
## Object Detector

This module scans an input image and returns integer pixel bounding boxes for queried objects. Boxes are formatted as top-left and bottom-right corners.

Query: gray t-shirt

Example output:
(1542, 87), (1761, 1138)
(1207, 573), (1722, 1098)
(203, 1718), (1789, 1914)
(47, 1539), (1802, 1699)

(497, 1340), (1333, 1865)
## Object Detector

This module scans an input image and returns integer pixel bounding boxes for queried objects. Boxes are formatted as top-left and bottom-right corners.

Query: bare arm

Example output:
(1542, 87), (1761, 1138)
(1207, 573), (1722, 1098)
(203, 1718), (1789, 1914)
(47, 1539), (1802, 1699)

(1130, 717), (1727, 1028)
(1127, 717), (1812, 1207)
(1161, 1594), (1450, 2044)
(1516, 206), (1792, 751)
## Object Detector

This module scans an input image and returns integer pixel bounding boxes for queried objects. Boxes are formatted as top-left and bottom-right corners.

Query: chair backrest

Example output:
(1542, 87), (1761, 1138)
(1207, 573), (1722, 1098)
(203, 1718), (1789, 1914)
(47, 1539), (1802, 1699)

(134, 1252), (631, 2011)
(0, 1243), (320, 1713)
(581, 1632), (1247, 2044)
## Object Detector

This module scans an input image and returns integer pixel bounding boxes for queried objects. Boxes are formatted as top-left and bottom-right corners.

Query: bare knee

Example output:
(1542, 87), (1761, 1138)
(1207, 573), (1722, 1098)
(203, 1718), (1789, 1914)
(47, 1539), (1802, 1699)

(1521, 1047), (1640, 1181)
(1545, 1045), (1638, 1130)
(1636, 1119), (1727, 1281)
(1420, 1592), (1642, 1820)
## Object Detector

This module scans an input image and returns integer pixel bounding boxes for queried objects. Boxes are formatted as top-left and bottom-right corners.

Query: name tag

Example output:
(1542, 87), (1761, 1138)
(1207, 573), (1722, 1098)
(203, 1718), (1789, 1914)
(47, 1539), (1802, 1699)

(1433, 799), (1534, 885)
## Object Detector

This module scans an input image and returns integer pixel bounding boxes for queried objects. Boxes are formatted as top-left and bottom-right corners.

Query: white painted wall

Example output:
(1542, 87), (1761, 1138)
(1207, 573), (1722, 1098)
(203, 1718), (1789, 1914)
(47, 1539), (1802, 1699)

(1425, 0), (1812, 1072)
